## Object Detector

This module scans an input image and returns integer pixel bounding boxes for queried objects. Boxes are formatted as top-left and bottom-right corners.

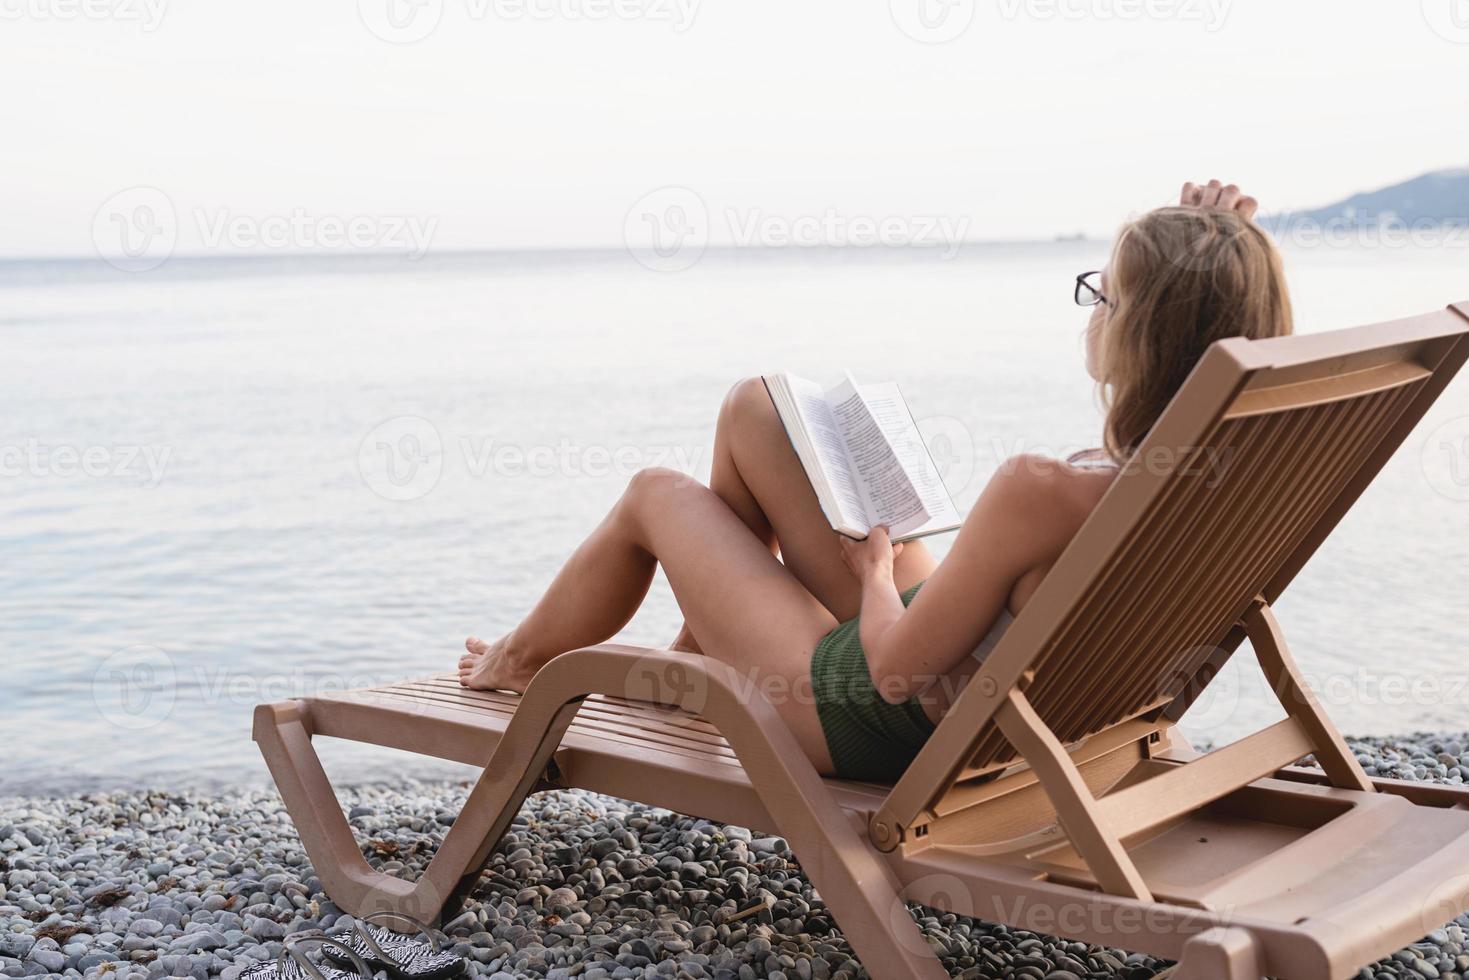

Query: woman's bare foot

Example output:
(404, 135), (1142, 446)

(459, 634), (540, 692)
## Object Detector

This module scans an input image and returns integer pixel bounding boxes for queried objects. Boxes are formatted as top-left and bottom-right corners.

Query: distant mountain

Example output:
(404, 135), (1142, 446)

(1266, 167), (1469, 229)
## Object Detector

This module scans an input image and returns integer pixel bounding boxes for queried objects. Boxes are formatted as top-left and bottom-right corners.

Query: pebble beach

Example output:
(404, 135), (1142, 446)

(6, 734), (1469, 980)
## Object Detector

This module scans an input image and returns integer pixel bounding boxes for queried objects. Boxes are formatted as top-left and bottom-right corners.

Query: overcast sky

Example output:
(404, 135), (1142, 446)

(3, 0), (1466, 257)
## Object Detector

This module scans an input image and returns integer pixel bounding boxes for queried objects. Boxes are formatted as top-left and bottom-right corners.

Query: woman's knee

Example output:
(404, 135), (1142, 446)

(617, 467), (708, 543)
(718, 376), (779, 437)
(622, 466), (702, 510)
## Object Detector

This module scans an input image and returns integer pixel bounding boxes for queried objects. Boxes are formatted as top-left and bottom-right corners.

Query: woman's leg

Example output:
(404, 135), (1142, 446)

(461, 467), (842, 771)
(671, 378), (937, 651)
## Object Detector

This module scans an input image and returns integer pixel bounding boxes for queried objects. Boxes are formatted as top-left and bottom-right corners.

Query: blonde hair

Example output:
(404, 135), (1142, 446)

(1097, 207), (1293, 460)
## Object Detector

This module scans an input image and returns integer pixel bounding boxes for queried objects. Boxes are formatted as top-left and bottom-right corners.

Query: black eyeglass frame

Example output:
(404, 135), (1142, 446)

(1074, 270), (1111, 308)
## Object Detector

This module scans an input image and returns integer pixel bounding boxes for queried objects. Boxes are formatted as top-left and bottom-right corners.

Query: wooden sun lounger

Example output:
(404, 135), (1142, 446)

(256, 303), (1469, 980)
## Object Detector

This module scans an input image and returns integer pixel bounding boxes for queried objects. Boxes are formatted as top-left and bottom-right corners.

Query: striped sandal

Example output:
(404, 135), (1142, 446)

(240, 935), (375, 980)
(322, 912), (467, 980)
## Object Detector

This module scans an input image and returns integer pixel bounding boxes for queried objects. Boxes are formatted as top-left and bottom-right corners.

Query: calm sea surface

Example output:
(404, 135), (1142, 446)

(3, 242), (1467, 794)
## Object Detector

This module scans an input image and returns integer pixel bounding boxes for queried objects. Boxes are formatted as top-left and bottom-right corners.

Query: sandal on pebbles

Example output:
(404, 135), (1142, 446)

(321, 911), (467, 980)
(239, 936), (376, 980)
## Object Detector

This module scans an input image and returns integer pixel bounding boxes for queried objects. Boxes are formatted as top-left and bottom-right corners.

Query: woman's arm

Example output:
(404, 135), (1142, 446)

(841, 455), (1102, 704)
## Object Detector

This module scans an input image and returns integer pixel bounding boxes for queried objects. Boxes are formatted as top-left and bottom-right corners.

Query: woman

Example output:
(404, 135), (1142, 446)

(459, 179), (1292, 782)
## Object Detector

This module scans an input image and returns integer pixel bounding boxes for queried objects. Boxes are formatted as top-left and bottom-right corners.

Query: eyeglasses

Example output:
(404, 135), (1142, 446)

(1074, 270), (1110, 308)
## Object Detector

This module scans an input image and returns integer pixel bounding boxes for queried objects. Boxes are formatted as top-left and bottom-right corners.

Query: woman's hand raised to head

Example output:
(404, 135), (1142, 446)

(838, 525), (904, 583)
(1180, 179), (1259, 220)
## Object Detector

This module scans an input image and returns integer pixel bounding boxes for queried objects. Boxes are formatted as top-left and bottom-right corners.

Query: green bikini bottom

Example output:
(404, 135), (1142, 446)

(810, 582), (936, 782)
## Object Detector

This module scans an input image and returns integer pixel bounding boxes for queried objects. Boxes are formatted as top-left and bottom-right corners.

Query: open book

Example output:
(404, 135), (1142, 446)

(762, 372), (962, 543)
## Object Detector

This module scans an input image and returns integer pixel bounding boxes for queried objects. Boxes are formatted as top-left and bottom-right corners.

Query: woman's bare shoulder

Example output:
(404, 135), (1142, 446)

(979, 453), (1116, 539)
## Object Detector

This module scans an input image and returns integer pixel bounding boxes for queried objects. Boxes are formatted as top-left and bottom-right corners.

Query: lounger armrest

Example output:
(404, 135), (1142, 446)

(524, 642), (788, 732)
(1275, 764), (1469, 808)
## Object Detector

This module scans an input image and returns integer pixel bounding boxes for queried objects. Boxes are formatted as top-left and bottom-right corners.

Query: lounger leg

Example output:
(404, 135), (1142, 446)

(252, 702), (421, 917)
(256, 695), (589, 927)
(767, 822), (949, 980)
(430, 649), (950, 980)
(418, 698), (588, 923)
(1168, 927), (1263, 980)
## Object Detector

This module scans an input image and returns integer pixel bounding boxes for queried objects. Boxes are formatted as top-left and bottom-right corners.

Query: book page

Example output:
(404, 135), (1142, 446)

(786, 375), (867, 528)
(827, 379), (928, 535)
(858, 381), (962, 533)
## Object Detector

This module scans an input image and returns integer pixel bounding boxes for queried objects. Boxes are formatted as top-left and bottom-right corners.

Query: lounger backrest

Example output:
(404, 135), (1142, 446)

(882, 304), (1469, 829)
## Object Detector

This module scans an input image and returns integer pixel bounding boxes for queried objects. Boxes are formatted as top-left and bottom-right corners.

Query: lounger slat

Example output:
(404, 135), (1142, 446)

(395, 678), (738, 753)
(396, 676), (730, 743)
(1042, 406), (1281, 741)
(1100, 379), (1410, 735)
(354, 688), (747, 767)
(1081, 390), (1367, 733)
(1036, 413), (1246, 743)
(413, 675), (728, 737)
